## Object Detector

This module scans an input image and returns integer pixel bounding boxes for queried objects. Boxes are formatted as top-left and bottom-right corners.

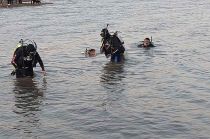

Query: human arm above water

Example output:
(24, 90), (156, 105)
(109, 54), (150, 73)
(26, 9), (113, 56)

(34, 52), (46, 75)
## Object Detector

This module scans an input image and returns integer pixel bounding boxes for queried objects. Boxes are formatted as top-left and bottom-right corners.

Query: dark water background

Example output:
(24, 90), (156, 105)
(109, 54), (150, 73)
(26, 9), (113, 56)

(1, 0), (210, 138)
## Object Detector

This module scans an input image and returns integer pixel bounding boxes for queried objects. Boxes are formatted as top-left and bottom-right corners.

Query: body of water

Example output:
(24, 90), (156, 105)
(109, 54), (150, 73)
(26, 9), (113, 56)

(1, 0), (210, 138)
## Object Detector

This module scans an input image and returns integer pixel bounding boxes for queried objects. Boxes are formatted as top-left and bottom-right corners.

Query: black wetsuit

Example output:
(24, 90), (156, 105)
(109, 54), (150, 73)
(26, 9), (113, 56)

(100, 28), (125, 62)
(137, 43), (155, 48)
(110, 35), (125, 62)
(12, 44), (44, 78)
(7, 0), (12, 4)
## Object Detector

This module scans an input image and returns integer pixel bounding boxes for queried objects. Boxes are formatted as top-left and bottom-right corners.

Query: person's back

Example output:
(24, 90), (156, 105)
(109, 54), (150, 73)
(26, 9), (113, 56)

(110, 33), (125, 62)
(110, 32), (125, 52)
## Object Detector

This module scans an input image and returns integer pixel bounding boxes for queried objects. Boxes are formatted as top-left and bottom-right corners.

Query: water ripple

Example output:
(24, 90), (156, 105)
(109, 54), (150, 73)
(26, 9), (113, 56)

(1, 0), (210, 138)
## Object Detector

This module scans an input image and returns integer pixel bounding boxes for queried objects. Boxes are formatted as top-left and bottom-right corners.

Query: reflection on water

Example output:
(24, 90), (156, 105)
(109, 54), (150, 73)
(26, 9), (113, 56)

(100, 62), (125, 91)
(12, 77), (46, 137)
(100, 62), (125, 87)
(1, 0), (210, 138)
(100, 62), (126, 110)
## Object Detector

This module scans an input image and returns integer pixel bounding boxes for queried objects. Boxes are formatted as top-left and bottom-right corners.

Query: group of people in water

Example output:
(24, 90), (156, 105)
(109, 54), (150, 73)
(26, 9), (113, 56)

(10, 25), (155, 78)
(86, 25), (154, 57)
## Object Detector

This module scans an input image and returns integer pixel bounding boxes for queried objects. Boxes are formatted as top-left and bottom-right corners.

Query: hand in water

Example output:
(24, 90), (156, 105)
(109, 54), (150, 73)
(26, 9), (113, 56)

(11, 70), (16, 76)
(41, 70), (46, 76)
(106, 54), (111, 58)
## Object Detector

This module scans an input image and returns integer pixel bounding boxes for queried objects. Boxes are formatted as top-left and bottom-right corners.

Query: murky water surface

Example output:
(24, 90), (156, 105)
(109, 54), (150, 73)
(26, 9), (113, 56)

(1, 0), (210, 138)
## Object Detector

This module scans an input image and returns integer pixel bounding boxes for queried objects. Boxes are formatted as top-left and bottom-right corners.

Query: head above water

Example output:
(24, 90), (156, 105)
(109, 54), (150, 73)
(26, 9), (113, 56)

(143, 38), (151, 47)
(85, 48), (96, 57)
(100, 28), (111, 38)
(27, 44), (37, 51)
(18, 39), (37, 50)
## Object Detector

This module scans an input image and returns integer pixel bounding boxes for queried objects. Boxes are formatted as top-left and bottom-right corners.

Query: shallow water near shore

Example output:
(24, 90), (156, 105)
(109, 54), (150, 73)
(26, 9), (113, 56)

(0, 3), (53, 9)
(1, 0), (210, 138)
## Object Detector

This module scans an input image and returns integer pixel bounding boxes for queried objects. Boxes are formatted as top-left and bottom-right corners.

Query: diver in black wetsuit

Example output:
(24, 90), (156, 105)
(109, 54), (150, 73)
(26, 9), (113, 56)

(138, 38), (155, 48)
(110, 32), (125, 62)
(100, 25), (125, 62)
(11, 40), (45, 78)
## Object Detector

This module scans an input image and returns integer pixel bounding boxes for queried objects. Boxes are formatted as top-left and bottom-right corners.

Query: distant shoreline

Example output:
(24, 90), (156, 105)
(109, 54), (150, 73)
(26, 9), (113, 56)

(0, 2), (53, 8)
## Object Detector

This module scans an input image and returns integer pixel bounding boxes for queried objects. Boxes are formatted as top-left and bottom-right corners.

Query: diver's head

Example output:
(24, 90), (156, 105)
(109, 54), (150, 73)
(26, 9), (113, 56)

(85, 48), (96, 57)
(100, 28), (110, 38)
(88, 49), (96, 57)
(143, 38), (151, 47)
(28, 44), (37, 51)
(26, 44), (37, 59)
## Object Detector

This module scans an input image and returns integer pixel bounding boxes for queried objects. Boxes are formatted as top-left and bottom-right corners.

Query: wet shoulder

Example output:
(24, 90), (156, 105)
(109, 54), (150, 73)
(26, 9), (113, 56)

(137, 43), (156, 48)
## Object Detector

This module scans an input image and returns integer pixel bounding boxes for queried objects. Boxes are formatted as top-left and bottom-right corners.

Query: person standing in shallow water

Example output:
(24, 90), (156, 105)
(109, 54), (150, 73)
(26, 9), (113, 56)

(138, 38), (155, 48)
(11, 40), (46, 78)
